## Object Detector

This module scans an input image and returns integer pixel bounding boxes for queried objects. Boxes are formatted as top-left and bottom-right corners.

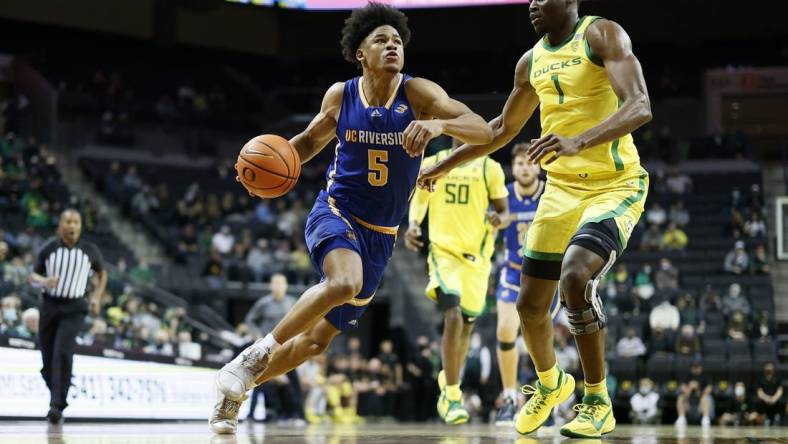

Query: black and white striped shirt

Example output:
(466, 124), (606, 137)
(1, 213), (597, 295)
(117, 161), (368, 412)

(34, 238), (104, 300)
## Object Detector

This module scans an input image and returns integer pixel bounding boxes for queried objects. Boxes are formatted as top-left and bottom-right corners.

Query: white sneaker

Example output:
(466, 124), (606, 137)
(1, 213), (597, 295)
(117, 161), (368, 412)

(701, 416), (711, 428)
(675, 415), (687, 427)
(209, 382), (248, 434)
(216, 340), (271, 401)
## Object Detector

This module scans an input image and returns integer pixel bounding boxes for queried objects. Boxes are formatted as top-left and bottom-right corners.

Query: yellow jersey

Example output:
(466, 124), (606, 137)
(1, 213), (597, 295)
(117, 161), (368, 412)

(529, 15), (641, 176)
(410, 149), (509, 261)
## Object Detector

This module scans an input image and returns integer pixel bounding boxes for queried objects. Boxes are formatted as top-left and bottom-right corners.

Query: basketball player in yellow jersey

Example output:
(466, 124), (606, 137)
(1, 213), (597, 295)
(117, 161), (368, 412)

(417, 0), (651, 438)
(405, 138), (509, 425)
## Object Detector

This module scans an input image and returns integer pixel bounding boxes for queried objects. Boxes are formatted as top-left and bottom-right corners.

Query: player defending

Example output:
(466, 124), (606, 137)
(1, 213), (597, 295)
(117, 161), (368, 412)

(209, 3), (493, 434)
(493, 143), (560, 425)
(405, 138), (509, 425)
(418, 0), (651, 438)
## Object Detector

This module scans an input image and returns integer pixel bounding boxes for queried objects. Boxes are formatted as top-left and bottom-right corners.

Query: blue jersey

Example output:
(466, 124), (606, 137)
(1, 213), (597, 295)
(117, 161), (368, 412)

(503, 180), (545, 266)
(325, 74), (421, 230)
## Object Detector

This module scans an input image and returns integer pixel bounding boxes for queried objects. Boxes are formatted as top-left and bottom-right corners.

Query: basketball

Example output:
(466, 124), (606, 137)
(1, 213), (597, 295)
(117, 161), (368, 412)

(235, 134), (301, 199)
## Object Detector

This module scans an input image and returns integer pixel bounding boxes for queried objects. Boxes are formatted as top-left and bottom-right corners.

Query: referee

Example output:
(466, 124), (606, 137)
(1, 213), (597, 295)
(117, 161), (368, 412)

(28, 209), (107, 423)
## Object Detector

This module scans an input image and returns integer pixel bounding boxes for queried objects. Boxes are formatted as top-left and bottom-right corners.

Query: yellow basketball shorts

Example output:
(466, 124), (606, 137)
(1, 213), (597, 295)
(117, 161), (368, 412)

(523, 166), (649, 279)
(426, 245), (491, 317)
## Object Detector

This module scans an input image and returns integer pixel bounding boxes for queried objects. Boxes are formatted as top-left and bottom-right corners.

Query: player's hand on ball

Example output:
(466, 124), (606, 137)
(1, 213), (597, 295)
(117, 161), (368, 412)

(486, 211), (504, 229)
(527, 134), (583, 165)
(404, 225), (424, 251)
(403, 119), (445, 157)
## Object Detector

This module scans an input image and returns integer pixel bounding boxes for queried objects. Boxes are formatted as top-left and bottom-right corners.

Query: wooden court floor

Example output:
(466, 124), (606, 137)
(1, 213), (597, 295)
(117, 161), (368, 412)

(1, 421), (786, 444)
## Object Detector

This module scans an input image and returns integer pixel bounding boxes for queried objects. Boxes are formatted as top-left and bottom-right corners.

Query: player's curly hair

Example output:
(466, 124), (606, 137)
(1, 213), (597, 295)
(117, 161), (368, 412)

(340, 2), (411, 68)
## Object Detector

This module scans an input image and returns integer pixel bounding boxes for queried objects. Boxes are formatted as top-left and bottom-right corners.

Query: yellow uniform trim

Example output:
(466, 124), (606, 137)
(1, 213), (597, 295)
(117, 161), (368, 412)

(351, 216), (399, 235)
(507, 261), (522, 270)
(346, 294), (374, 307)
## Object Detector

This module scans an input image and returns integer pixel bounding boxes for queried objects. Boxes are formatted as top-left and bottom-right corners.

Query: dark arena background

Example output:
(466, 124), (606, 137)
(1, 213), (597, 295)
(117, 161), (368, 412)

(0, 0), (787, 442)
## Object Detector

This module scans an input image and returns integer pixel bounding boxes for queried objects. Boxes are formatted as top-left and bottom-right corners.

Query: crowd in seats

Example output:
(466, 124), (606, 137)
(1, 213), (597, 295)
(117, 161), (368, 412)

(80, 156), (331, 287)
(590, 168), (783, 426)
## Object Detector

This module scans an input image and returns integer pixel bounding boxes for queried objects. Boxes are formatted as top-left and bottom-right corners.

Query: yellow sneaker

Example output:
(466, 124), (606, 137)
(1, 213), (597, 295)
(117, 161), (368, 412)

(437, 370), (449, 419)
(444, 399), (469, 425)
(515, 368), (575, 435)
(559, 394), (616, 438)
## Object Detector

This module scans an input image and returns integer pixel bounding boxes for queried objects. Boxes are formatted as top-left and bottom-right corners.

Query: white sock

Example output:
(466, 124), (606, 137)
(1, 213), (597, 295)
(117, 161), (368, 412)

(503, 388), (518, 402)
(253, 333), (280, 354)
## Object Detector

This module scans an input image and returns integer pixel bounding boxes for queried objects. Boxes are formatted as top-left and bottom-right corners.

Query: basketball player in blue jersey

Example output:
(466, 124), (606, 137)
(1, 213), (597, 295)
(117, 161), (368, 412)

(209, 3), (493, 434)
(494, 143), (560, 425)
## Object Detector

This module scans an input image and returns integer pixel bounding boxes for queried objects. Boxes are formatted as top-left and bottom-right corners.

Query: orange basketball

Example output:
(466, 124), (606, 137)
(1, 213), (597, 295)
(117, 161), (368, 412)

(235, 134), (301, 199)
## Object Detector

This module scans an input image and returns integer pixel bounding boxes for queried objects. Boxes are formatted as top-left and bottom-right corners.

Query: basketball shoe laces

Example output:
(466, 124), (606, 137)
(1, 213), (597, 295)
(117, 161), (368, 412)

(572, 403), (601, 423)
(240, 346), (269, 374)
(520, 384), (549, 415)
(217, 397), (242, 418)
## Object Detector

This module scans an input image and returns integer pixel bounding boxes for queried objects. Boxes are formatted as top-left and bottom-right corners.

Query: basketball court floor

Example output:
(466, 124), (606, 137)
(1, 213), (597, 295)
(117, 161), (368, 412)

(1, 422), (786, 444)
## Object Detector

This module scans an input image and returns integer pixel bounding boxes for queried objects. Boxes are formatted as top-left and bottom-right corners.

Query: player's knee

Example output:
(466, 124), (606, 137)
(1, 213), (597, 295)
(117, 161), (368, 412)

(559, 264), (593, 307)
(324, 275), (363, 305)
(443, 305), (462, 324)
(515, 294), (549, 325)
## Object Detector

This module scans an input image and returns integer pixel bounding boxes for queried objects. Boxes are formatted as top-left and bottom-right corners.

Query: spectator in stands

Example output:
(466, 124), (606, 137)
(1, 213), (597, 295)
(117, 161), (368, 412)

(144, 329), (175, 356)
(289, 240), (313, 284)
(245, 273), (295, 338)
(254, 200), (276, 226)
(668, 200), (690, 227)
(645, 202), (667, 226)
(661, 222), (688, 251)
(630, 378), (660, 424)
(211, 225), (235, 256)
(724, 240), (749, 274)
(0, 294), (22, 333)
(129, 258), (154, 283)
(753, 311), (773, 339)
(726, 311), (749, 341)
(616, 327), (647, 358)
(744, 212), (766, 238)
(655, 257), (679, 294)
(756, 362), (784, 426)
(675, 362), (714, 427)
(699, 285), (722, 313)
(122, 165), (142, 192)
(131, 185), (159, 215)
(81, 318), (110, 346)
(247, 238), (274, 283)
(676, 293), (699, 326)
(177, 223), (200, 261)
(634, 264), (656, 303)
(640, 224), (663, 252)
(650, 297), (680, 332)
(177, 331), (201, 360)
(722, 283), (751, 317)
(0, 240), (8, 278)
(747, 184), (764, 215)
(554, 331), (579, 373)
(377, 339), (403, 387)
(720, 381), (759, 427)
(675, 324), (700, 356)
(666, 168), (693, 195)
(11, 307), (39, 338)
(751, 244), (770, 274)
(202, 250), (225, 289)
(719, 382), (759, 426)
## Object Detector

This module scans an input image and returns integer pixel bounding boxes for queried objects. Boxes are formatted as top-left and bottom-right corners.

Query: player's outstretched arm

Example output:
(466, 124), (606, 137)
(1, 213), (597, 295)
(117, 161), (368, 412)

(289, 82), (344, 164)
(403, 78), (493, 156)
(528, 20), (652, 164)
(417, 52), (539, 190)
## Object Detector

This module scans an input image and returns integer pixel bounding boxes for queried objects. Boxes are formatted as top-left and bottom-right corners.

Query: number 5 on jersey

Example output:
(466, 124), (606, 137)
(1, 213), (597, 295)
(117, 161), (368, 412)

(368, 149), (388, 186)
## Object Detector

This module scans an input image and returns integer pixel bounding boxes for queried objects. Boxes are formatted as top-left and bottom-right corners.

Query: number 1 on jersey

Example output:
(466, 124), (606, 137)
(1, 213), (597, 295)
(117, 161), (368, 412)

(368, 149), (388, 186)
(551, 74), (565, 105)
